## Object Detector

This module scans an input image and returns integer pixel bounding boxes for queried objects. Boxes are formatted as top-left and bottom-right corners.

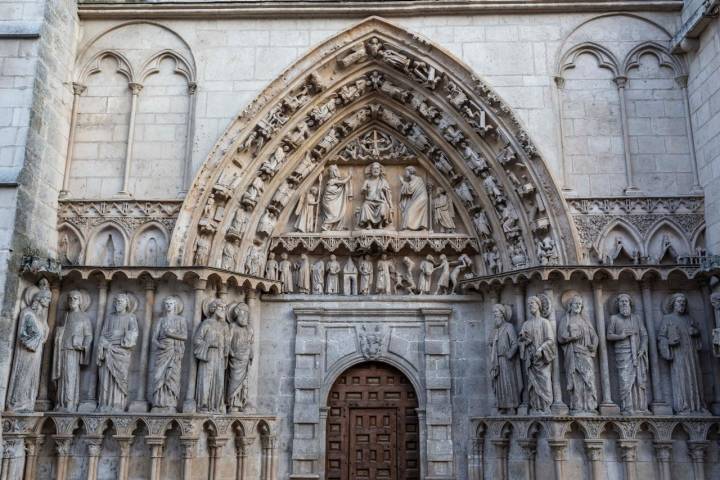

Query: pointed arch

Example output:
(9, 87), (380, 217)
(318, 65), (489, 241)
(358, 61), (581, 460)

(622, 41), (685, 76)
(169, 17), (577, 275)
(558, 42), (621, 77)
(78, 50), (135, 84)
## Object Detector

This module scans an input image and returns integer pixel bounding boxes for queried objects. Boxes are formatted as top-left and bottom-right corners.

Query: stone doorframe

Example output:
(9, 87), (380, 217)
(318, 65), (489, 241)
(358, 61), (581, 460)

(290, 305), (454, 480)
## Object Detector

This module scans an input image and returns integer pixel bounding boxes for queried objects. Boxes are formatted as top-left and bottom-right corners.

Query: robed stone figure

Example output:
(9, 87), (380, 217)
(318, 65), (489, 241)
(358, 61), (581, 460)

(150, 296), (187, 412)
(320, 165), (351, 231)
(607, 294), (649, 414)
(6, 287), (52, 412)
(227, 303), (254, 412)
(658, 293), (706, 414)
(489, 304), (522, 414)
(53, 290), (92, 412)
(97, 293), (139, 412)
(359, 162), (393, 229)
(194, 299), (229, 413)
(557, 294), (598, 414)
(518, 296), (556, 414)
(399, 166), (428, 230)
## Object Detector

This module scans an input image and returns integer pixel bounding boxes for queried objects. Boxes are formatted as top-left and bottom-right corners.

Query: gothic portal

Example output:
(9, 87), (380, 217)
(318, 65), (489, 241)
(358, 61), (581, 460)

(3, 4), (720, 480)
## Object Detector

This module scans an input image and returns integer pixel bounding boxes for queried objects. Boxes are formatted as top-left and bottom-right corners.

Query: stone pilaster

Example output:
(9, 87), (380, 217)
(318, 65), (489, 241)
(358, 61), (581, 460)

(584, 439), (605, 480)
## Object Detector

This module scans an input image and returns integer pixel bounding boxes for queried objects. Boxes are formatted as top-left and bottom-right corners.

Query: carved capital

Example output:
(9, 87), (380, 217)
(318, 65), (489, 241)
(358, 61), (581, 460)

(618, 440), (638, 462)
(491, 438), (510, 457)
(114, 435), (133, 457)
(553, 75), (565, 89)
(53, 436), (73, 457)
(687, 441), (709, 462)
(86, 437), (103, 457)
(653, 441), (673, 462)
(614, 76), (628, 89)
(675, 74), (689, 88)
(517, 439), (537, 459)
(128, 82), (143, 95)
(72, 82), (87, 96)
(547, 440), (568, 461)
(584, 440), (604, 461)
(188, 82), (198, 95)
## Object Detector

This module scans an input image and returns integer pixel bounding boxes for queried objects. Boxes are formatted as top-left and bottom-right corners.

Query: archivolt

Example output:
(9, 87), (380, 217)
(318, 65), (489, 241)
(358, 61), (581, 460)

(169, 17), (578, 271)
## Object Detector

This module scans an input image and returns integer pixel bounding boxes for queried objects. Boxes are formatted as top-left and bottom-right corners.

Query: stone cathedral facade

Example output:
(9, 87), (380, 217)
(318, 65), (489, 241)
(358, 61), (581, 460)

(2, 0), (720, 479)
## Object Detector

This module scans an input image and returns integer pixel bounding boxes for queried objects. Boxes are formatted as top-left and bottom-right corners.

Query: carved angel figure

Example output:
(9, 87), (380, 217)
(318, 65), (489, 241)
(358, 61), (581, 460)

(150, 296), (187, 412)
(489, 304), (522, 414)
(227, 303), (254, 412)
(53, 289), (92, 412)
(6, 287), (52, 412)
(97, 293), (139, 412)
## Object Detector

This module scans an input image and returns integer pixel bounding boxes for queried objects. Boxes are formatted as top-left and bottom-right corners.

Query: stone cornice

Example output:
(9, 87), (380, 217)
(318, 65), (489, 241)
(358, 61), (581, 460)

(77, 1), (683, 20)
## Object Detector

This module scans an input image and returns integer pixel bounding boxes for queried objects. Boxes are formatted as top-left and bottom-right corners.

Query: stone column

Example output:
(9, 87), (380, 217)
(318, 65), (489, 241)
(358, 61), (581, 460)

(614, 75), (641, 195)
(518, 439), (537, 480)
(553, 75), (574, 193)
(118, 82), (143, 197)
(130, 278), (156, 412)
(36, 279), (61, 410)
(81, 279), (109, 411)
(261, 435), (277, 480)
(675, 74), (702, 193)
(60, 82), (87, 197)
(114, 435), (133, 480)
(183, 278), (207, 413)
(147, 437), (166, 480)
(584, 439), (605, 480)
(181, 82), (198, 194)
(246, 289), (260, 411)
(548, 440), (567, 480)
(85, 437), (103, 480)
(208, 437), (228, 480)
(491, 439), (509, 480)
(700, 283), (720, 414)
(22, 435), (42, 480)
(468, 433), (485, 480)
(618, 440), (638, 480)
(1, 438), (23, 480)
(592, 281), (620, 414)
(180, 437), (197, 480)
(640, 281), (672, 414)
(688, 441), (708, 480)
(653, 441), (673, 480)
(53, 436), (73, 480)
(234, 436), (253, 480)
(543, 288), (568, 414)
(513, 282), (529, 413)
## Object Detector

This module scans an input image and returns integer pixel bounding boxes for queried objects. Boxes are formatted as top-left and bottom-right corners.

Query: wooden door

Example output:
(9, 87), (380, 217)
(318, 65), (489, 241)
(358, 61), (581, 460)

(326, 362), (419, 480)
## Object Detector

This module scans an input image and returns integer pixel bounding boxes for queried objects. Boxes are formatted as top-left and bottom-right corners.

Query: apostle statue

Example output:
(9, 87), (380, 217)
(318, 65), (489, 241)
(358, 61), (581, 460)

(52, 289), (92, 412)
(279, 253), (294, 293)
(97, 293), (139, 412)
(312, 259), (325, 294)
(227, 303), (254, 412)
(658, 293), (706, 414)
(606, 294), (649, 414)
(294, 186), (319, 233)
(296, 254), (311, 294)
(359, 162), (393, 229)
(711, 292), (720, 357)
(320, 165), (352, 231)
(359, 255), (373, 295)
(433, 188), (456, 233)
(518, 296), (556, 414)
(194, 299), (229, 413)
(6, 286), (52, 412)
(489, 304), (522, 414)
(399, 166), (428, 230)
(150, 296), (187, 412)
(557, 294), (598, 414)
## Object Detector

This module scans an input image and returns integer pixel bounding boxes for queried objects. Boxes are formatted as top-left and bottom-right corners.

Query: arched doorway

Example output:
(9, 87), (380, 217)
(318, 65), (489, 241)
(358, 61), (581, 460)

(325, 362), (419, 480)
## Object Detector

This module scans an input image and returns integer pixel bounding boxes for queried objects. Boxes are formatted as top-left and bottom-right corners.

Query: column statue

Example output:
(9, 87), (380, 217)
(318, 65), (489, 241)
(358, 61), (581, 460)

(658, 293), (707, 414)
(557, 294), (598, 414)
(489, 304), (522, 414)
(52, 289), (92, 412)
(518, 295), (556, 414)
(606, 294), (650, 414)
(150, 296), (187, 412)
(6, 286), (52, 412)
(227, 303), (254, 412)
(97, 293), (139, 412)
(194, 299), (229, 413)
